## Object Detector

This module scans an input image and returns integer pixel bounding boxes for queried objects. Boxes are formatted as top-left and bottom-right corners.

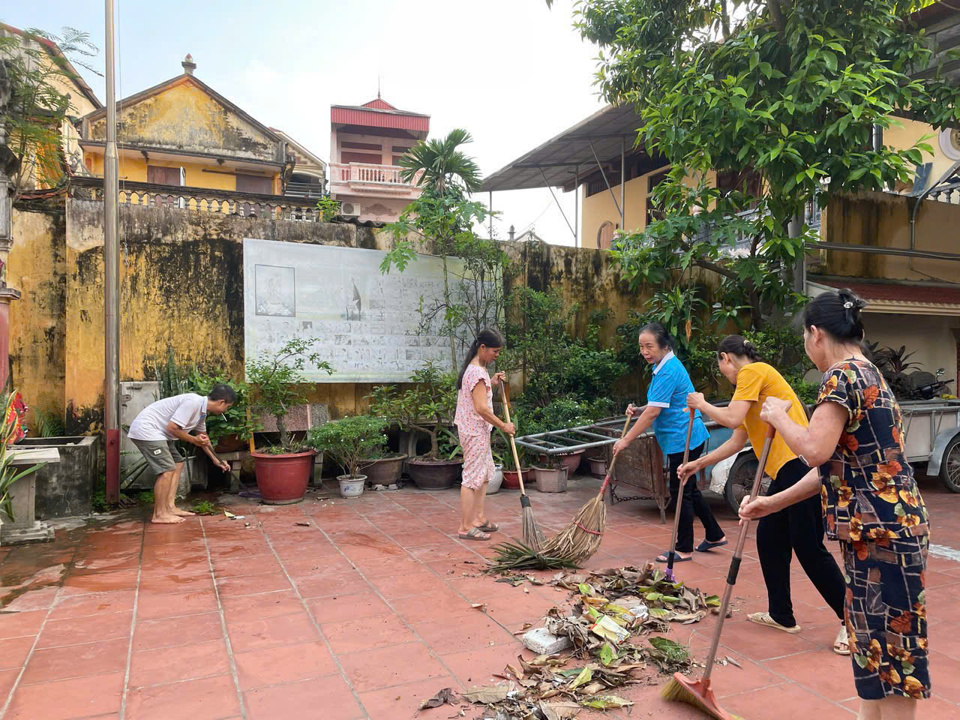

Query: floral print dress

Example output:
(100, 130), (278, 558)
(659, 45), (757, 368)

(455, 364), (495, 490)
(816, 359), (931, 701)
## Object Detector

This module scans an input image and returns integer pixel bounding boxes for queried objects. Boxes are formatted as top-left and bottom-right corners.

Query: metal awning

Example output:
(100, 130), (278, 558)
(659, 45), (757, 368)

(482, 104), (643, 193)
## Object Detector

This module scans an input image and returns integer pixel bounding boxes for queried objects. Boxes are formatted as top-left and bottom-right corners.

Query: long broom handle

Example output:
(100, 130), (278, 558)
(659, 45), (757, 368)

(597, 413), (633, 495)
(666, 409), (697, 574)
(500, 379), (529, 497)
(701, 423), (777, 683)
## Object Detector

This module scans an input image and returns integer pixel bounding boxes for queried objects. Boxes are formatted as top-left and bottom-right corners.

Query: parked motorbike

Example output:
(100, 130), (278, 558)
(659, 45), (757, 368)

(903, 368), (954, 401)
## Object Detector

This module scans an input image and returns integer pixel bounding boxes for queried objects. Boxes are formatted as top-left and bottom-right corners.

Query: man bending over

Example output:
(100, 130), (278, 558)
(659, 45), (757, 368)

(128, 385), (236, 523)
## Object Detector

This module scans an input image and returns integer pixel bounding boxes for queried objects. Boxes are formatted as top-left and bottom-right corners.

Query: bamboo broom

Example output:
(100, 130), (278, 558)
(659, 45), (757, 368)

(536, 412), (634, 565)
(500, 378), (544, 551)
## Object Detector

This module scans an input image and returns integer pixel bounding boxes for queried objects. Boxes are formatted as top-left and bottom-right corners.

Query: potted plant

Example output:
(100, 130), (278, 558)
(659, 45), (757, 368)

(501, 443), (530, 490)
(359, 447), (408, 487)
(368, 362), (462, 490)
(247, 338), (333, 504)
(188, 370), (256, 453)
(308, 415), (387, 498)
(586, 454), (608, 478)
(488, 442), (505, 495)
(533, 455), (569, 493)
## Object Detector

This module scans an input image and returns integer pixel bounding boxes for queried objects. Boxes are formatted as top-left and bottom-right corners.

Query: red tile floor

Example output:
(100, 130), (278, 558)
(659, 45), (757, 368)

(2, 472), (959, 720)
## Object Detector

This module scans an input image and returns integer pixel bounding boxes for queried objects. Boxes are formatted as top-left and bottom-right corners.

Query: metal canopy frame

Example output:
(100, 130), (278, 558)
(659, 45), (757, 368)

(514, 416), (634, 456)
(482, 105), (646, 247)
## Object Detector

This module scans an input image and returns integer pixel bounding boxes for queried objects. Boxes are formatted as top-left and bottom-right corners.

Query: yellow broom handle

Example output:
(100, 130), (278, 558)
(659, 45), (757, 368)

(500, 380), (530, 497)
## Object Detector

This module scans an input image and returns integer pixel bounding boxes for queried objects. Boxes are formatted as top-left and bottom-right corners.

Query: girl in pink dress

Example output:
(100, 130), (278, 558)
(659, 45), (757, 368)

(454, 328), (515, 541)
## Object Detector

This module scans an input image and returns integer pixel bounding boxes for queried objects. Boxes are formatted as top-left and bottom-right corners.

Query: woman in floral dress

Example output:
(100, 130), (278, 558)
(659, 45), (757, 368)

(740, 289), (930, 720)
(454, 328), (514, 541)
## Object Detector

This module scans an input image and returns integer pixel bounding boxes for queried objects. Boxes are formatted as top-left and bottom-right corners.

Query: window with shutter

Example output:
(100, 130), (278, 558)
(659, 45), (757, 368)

(147, 165), (182, 186)
(235, 174), (272, 194)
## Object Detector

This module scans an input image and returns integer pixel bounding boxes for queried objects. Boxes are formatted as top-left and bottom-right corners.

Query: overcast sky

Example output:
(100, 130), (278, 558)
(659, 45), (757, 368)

(6, 0), (607, 245)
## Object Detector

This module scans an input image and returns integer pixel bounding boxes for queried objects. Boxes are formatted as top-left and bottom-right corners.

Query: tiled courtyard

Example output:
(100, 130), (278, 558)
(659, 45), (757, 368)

(2, 472), (959, 720)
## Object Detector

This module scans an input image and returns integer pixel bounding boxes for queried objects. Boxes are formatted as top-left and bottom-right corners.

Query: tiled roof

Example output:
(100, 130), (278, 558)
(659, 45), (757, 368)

(813, 278), (960, 308)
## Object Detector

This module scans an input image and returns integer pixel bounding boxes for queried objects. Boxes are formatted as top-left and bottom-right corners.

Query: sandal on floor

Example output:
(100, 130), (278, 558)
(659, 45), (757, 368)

(458, 527), (491, 541)
(656, 551), (692, 564)
(834, 625), (851, 656)
(747, 612), (801, 634)
(476, 522), (499, 533)
(696, 539), (729, 552)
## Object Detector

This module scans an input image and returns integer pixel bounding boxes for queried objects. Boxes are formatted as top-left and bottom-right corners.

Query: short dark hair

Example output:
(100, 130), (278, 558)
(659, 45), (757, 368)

(717, 335), (762, 363)
(802, 289), (867, 344)
(208, 384), (238, 405)
(638, 322), (673, 350)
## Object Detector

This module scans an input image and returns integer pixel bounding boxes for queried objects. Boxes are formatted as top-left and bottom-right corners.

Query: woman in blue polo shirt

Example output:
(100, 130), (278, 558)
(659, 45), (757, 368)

(613, 323), (726, 562)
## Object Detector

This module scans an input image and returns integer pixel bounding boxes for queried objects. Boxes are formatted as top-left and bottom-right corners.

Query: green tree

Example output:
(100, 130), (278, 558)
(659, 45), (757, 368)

(0, 27), (99, 201)
(398, 127), (482, 196)
(568, 0), (958, 329)
(246, 338), (333, 452)
(383, 129), (497, 370)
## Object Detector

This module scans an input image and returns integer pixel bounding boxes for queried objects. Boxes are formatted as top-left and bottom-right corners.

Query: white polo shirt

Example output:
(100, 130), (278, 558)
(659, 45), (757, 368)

(128, 393), (208, 441)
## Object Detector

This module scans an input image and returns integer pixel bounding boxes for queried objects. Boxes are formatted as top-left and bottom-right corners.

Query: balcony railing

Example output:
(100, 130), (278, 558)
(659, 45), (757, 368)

(72, 176), (324, 222)
(330, 162), (422, 188)
(283, 181), (326, 200)
(695, 198), (821, 256)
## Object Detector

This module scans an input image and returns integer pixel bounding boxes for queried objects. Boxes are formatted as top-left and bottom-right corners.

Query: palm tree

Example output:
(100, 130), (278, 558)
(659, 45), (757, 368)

(398, 128), (482, 198)
(397, 129), (483, 370)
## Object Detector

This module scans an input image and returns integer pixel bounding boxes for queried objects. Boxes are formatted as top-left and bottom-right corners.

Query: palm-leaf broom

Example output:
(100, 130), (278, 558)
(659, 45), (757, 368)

(534, 413), (633, 565)
(661, 423), (776, 720)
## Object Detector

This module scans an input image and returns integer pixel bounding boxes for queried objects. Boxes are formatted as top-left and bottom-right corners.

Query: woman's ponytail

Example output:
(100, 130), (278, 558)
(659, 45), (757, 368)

(456, 328), (504, 389)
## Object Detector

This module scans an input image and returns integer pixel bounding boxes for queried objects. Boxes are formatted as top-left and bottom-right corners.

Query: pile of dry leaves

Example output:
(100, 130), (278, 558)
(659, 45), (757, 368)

(418, 563), (722, 719)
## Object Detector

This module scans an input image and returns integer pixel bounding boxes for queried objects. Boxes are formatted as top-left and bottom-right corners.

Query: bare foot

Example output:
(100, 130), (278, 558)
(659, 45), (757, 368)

(170, 507), (195, 516)
(151, 514), (184, 524)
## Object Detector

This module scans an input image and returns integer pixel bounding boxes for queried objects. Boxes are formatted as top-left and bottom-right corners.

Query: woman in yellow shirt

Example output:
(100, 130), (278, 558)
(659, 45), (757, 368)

(680, 335), (848, 654)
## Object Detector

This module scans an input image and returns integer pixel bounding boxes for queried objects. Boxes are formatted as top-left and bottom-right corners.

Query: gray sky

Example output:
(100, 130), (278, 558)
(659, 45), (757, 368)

(6, 0), (607, 245)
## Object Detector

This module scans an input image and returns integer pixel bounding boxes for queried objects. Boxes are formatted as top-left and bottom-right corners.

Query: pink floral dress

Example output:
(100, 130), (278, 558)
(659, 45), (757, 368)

(455, 364), (495, 490)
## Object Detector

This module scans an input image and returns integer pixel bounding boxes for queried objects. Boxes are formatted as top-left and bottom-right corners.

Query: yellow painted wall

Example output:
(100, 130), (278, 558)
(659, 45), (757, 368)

(861, 313), (960, 389)
(8, 209), (66, 421)
(84, 151), (280, 194)
(88, 80), (279, 163)
(884, 116), (954, 186)
(822, 191), (958, 283)
(10, 199), (655, 429)
(580, 166), (716, 249)
(580, 172), (653, 249)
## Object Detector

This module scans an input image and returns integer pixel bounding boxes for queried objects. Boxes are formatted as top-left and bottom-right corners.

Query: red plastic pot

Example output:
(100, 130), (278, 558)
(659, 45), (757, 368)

(501, 468), (531, 490)
(251, 450), (315, 504)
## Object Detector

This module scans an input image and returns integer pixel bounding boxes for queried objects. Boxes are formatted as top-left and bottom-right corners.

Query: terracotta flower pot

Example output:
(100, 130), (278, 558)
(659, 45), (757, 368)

(407, 458), (462, 490)
(251, 450), (315, 504)
(501, 468), (531, 490)
(586, 456), (608, 477)
(558, 450), (584, 475)
(361, 454), (408, 487)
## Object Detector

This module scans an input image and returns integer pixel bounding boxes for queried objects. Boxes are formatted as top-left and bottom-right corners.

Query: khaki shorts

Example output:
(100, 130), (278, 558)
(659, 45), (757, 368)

(131, 439), (185, 475)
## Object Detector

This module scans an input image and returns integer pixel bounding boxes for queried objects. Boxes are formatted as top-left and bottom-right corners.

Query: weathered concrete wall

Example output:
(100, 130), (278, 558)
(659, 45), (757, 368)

(88, 79), (282, 163)
(821, 191), (957, 283)
(505, 239), (649, 344)
(10, 199), (651, 431)
(16, 437), (99, 519)
(8, 207), (67, 418)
